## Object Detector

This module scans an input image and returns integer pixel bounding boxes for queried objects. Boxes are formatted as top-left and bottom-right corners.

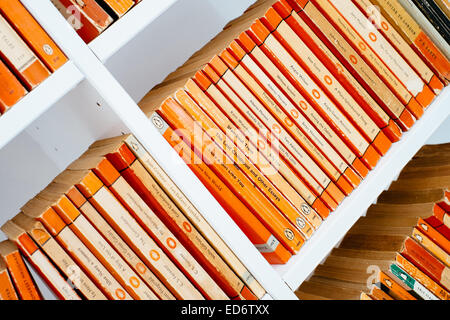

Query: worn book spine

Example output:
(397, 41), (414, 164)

(353, 0), (444, 94)
(0, 240), (42, 300)
(122, 134), (266, 298)
(156, 97), (306, 254)
(1, 0), (68, 72)
(21, 202), (132, 300)
(70, 169), (205, 300)
(149, 111), (292, 264)
(0, 59), (27, 113)
(173, 88), (315, 240)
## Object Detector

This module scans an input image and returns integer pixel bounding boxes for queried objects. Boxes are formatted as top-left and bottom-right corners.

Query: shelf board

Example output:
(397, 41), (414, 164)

(89, 0), (178, 62)
(274, 86), (450, 292)
(0, 62), (84, 150)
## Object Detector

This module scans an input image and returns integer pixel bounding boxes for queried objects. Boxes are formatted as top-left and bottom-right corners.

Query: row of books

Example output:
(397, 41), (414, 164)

(0, 134), (266, 300)
(0, 240), (42, 300)
(0, 0), (67, 115)
(138, 0), (449, 265)
(295, 143), (449, 299)
(50, 0), (141, 43)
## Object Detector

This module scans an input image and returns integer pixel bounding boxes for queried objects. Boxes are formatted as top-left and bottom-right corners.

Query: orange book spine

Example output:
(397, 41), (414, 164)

(12, 213), (107, 300)
(417, 217), (450, 254)
(64, 185), (174, 300)
(310, 0), (425, 119)
(369, 0), (450, 84)
(174, 88), (315, 239)
(235, 30), (369, 180)
(396, 253), (450, 300)
(157, 97), (305, 254)
(274, 0), (402, 143)
(21, 202), (132, 300)
(191, 71), (330, 220)
(1, 0), (68, 72)
(401, 237), (449, 290)
(262, 6), (392, 157)
(0, 241), (41, 300)
(226, 39), (362, 192)
(289, 0), (416, 132)
(72, 160), (223, 300)
(43, 193), (158, 300)
(326, 0), (435, 109)
(0, 259), (18, 300)
(379, 271), (416, 300)
(149, 112), (292, 264)
(248, 19), (381, 170)
(50, 0), (102, 43)
(437, 191), (450, 213)
(0, 15), (50, 90)
(200, 61), (338, 214)
(0, 59), (26, 113)
(352, 0), (444, 94)
(186, 76), (324, 227)
(1, 221), (81, 300)
(215, 50), (348, 203)
(98, 142), (254, 300)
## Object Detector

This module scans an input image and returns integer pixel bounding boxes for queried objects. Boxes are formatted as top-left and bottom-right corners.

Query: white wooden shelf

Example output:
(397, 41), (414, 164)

(0, 62), (83, 150)
(274, 87), (450, 291)
(89, 0), (178, 63)
(0, 0), (447, 301)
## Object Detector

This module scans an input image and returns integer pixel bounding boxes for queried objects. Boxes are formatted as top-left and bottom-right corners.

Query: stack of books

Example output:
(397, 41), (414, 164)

(0, 0), (68, 115)
(50, 0), (141, 43)
(295, 143), (449, 300)
(1, 134), (266, 300)
(139, 0), (449, 265)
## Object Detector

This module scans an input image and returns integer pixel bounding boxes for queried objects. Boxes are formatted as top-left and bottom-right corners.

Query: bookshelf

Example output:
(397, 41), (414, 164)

(0, 0), (448, 300)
